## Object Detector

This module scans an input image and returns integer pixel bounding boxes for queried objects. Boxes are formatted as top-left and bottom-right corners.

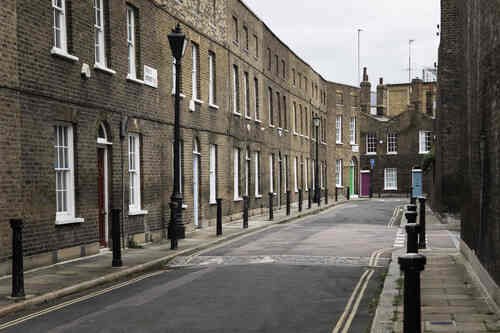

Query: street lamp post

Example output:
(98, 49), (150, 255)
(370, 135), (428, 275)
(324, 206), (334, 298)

(313, 115), (320, 204)
(168, 24), (187, 250)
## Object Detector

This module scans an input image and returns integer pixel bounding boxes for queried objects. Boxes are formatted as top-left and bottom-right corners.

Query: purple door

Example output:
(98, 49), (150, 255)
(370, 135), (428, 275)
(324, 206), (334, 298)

(361, 172), (371, 197)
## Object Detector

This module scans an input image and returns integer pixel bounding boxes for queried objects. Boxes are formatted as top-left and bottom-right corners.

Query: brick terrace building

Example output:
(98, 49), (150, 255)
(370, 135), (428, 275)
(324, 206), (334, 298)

(358, 68), (436, 197)
(433, 0), (500, 300)
(0, 0), (359, 273)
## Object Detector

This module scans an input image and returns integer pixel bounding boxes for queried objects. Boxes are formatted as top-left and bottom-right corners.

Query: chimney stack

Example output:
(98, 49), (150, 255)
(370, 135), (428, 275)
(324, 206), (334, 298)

(360, 67), (371, 114)
(376, 77), (387, 116)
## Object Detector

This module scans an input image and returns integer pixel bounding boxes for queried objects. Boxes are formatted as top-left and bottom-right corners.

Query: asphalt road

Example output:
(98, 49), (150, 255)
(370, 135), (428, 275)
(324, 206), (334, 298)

(1, 199), (404, 333)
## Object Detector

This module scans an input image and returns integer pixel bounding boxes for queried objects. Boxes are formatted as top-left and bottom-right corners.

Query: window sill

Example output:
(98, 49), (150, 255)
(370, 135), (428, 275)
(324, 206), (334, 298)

(336, 142), (343, 145)
(51, 47), (79, 62)
(208, 103), (220, 110)
(366, 153), (377, 156)
(182, 204), (188, 209)
(245, 115), (252, 120)
(55, 217), (85, 225)
(336, 185), (344, 189)
(126, 75), (145, 85)
(419, 151), (430, 155)
(234, 197), (243, 202)
(129, 209), (149, 216)
(255, 194), (262, 199)
(171, 91), (187, 99)
(189, 99), (203, 111)
(293, 131), (298, 136)
(209, 201), (217, 205)
(94, 64), (116, 75)
(387, 152), (398, 155)
(269, 124), (275, 128)
(233, 112), (242, 117)
(254, 119), (262, 123)
(384, 188), (398, 191)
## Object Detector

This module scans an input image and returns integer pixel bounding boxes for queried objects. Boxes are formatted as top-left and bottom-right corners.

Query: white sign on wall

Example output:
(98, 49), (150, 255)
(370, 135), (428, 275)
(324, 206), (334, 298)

(143, 65), (158, 88)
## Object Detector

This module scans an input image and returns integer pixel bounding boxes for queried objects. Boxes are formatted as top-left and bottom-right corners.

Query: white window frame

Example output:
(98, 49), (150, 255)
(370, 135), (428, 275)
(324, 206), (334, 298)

(269, 154), (274, 193)
(312, 160), (315, 190)
(245, 149), (251, 196)
(191, 43), (199, 101)
(208, 52), (216, 106)
(94, 0), (106, 67)
(268, 87), (274, 127)
(384, 168), (398, 190)
(128, 133), (144, 214)
(232, 65), (240, 115)
(387, 133), (398, 154)
(244, 72), (250, 118)
(336, 115), (343, 144)
(209, 144), (217, 204)
(294, 157), (298, 192)
(54, 125), (83, 224)
(320, 161), (324, 189)
(304, 158), (309, 191)
(349, 117), (356, 145)
(419, 130), (432, 154)
(283, 155), (288, 192)
(233, 148), (242, 200)
(126, 6), (137, 79)
(336, 159), (343, 187)
(292, 102), (297, 134)
(52, 0), (68, 52)
(254, 151), (261, 197)
(254, 77), (260, 121)
(366, 134), (377, 155)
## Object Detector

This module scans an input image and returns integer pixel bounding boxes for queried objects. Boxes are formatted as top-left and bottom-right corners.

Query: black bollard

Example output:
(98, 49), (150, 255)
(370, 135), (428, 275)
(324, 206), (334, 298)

(346, 186), (350, 201)
(111, 209), (123, 267)
(406, 210), (418, 224)
(378, 192), (381, 198)
(243, 196), (249, 229)
(398, 253), (426, 333)
(10, 219), (24, 298)
(369, 184), (373, 198)
(419, 197), (427, 249)
(405, 223), (421, 254)
(325, 188), (328, 204)
(308, 189), (312, 209)
(216, 198), (222, 236)
(269, 192), (274, 220)
(407, 204), (417, 212)
(317, 189), (321, 207)
(409, 186), (413, 199)
(286, 191), (291, 216)
(335, 187), (338, 202)
(298, 189), (303, 212)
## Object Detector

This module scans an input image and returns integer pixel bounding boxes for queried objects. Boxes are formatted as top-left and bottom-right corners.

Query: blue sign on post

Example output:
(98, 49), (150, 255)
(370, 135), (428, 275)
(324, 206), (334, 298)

(370, 159), (375, 170)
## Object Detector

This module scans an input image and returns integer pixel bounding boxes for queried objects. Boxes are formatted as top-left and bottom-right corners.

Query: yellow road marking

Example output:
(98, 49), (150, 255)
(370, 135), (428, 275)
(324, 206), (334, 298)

(0, 271), (164, 331)
(341, 269), (375, 333)
(332, 269), (371, 333)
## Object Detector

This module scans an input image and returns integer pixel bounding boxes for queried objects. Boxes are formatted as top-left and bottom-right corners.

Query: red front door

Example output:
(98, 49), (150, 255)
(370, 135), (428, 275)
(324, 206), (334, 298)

(361, 172), (371, 197)
(97, 148), (107, 247)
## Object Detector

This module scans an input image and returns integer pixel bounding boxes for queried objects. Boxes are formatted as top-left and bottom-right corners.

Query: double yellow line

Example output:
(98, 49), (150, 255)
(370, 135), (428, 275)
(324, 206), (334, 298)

(0, 271), (164, 331)
(332, 248), (389, 333)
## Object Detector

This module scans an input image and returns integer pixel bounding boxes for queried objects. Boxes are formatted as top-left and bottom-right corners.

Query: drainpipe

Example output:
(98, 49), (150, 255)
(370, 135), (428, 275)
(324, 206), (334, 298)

(478, 132), (486, 259)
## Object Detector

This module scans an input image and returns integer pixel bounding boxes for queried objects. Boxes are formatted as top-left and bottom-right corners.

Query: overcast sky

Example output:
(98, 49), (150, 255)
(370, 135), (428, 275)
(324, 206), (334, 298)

(242, 0), (440, 88)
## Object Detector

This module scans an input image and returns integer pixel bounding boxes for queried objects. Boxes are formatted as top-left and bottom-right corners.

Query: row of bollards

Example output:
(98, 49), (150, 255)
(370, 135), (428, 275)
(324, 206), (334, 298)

(399, 195), (428, 333)
(8, 209), (125, 299)
(9, 188), (332, 299)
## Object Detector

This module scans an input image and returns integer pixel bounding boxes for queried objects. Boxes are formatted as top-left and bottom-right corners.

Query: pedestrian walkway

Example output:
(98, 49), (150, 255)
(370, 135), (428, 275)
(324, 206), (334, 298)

(372, 205), (500, 333)
(0, 197), (347, 319)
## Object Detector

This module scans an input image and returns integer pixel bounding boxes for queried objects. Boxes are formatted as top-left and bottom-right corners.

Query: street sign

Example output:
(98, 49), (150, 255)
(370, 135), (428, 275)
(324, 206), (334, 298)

(370, 159), (375, 170)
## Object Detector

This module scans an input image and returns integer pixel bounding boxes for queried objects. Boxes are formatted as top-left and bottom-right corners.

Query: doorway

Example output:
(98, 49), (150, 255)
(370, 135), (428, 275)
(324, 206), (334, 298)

(412, 169), (423, 198)
(360, 170), (371, 197)
(349, 158), (358, 196)
(97, 123), (111, 247)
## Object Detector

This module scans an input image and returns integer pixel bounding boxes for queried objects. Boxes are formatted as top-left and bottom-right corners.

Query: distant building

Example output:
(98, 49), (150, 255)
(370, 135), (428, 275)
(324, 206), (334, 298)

(358, 68), (436, 197)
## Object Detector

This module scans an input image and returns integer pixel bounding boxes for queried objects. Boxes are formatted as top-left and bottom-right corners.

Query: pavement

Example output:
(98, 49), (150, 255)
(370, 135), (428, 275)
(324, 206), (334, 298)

(0, 197), (346, 321)
(0, 198), (404, 332)
(371, 203), (500, 333)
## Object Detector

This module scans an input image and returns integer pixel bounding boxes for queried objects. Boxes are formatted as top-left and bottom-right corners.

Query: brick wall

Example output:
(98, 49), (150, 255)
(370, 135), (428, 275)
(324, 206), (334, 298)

(0, 0), (355, 263)
(435, 0), (500, 284)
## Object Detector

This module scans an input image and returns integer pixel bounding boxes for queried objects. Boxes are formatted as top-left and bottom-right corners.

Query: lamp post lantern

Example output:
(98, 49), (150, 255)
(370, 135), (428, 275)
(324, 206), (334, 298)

(313, 115), (321, 204)
(168, 24), (186, 250)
